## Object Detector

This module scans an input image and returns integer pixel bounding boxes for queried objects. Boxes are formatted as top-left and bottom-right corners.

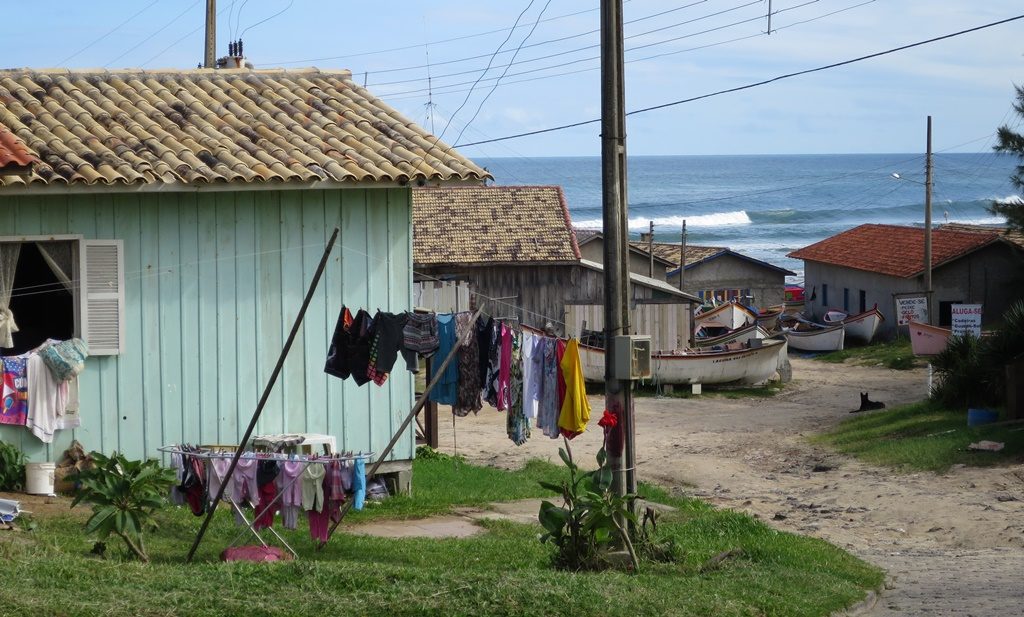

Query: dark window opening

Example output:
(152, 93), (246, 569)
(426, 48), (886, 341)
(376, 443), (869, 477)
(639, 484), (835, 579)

(7, 243), (74, 355)
(843, 288), (850, 312)
(859, 290), (867, 313)
(822, 284), (828, 306)
(938, 300), (961, 328)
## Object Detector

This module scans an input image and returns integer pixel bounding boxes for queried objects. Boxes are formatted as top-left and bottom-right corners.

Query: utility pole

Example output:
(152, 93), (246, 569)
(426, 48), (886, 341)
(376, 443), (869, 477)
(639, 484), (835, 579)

(648, 221), (655, 277)
(924, 116), (933, 324)
(600, 0), (634, 499)
(679, 220), (687, 291)
(204, 0), (217, 68)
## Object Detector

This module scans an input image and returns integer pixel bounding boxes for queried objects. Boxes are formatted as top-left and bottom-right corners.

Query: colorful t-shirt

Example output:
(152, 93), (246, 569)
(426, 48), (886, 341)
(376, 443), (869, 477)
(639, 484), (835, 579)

(1, 356), (28, 426)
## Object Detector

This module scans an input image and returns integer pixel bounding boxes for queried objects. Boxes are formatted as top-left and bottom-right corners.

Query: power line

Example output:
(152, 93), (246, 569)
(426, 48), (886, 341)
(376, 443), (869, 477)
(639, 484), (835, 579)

(263, 2), (633, 66)
(105, 0), (203, 68)
(57, 0), (162, 65)
(453, 13), (1024, 148)
(238, 0), (295, 39)
(369, 0), (766, 88)
(434, 0), (538, 143)
(359, 0), (712, 78)
(451, 0), (554, 147)
(141, 2), (232, 67)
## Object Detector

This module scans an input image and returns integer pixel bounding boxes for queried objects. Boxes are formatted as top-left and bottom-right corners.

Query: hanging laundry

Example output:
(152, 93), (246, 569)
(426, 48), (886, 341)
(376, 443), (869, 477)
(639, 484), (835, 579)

(521, 331), (540, 419)
(352, 457), (367, 511)
(38, 338), (88, 382)
(232, 457), (261, 509)
(476, 316), (493, 390)
(428, 314), (458, 405)
(366, 311), (411, 386)
(301, 462), (326, 513)
(253, 459), (280, 531)
(178, 450), (207, 516)
(324, 306), (355, 379)
(558, 338), (591, 439)
(452, 312), (482, 417)
(403, 312), (440, 373)
(537, 337), (561, 439)
(483, 319), (501, 407)
(506, 325), (530, 446)
(0, 356), (27, 426)
(497, 323), (513, 411)
(25, 353), (68, 443)
(277, 460), (305, 530)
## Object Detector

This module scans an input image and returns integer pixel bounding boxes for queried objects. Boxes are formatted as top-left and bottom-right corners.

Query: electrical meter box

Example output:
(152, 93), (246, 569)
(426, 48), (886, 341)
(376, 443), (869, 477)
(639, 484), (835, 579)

(612, 335), (652, 380)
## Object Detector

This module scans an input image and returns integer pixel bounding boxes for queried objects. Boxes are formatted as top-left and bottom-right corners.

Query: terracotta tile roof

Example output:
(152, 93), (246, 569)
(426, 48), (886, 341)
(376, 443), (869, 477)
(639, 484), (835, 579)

(787, 223), (1003, 278)
(0, 68), (488, 189)
(629, 242), (726, 267)
(939, 222), (1024, 250)
(0, 124), (37, 174)
(413, 185), (580, 266)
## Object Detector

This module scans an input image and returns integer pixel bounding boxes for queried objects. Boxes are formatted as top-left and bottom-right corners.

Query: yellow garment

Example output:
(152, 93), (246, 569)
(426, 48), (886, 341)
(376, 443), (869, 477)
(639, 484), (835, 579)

(558, 338), (591, 436)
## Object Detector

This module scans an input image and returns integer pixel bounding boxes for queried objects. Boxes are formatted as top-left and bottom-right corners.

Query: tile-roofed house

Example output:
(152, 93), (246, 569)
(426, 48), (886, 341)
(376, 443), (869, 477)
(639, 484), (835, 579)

(574, 228), (675, 281)
(0, 68), (488, 188)
(938, 222), (1024, 251)
(413, 186), (699, 351)
(0, 124), (37, 175)
(414, 185), (579, 266)
(658, 243), (796, 308)
(788, 223), (1024, 336)
(0, 65), (487, 475)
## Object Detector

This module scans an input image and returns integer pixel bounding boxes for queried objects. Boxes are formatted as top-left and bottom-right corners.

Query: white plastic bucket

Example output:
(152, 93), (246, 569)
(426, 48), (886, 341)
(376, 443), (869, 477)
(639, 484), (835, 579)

(25, 462), (56, 495)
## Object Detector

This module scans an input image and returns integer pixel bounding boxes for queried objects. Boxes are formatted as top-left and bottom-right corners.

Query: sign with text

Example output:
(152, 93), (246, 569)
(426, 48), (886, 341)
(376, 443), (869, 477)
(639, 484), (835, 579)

(951, 304), (983, 337)
(896, 296), (928, 326)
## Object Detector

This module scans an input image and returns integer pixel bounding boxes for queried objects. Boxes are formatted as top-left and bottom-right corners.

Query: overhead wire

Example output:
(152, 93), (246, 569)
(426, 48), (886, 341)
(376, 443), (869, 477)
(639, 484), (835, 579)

(141, 2), (233, 67)
(433, 0), (538, 144)
(105, 0), (203, 68)
(57, 0), (162, 65)
(451, 0), (554, 147)
(262, 1), (634, 66)
(238, 0), (295, 39)
(453, 13), (1024, 148)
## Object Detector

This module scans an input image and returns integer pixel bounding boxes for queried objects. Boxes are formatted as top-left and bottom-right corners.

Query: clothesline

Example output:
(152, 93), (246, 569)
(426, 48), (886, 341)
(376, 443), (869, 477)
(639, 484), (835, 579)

(4, 238), (572, 329)
(157, 446), (374, 463)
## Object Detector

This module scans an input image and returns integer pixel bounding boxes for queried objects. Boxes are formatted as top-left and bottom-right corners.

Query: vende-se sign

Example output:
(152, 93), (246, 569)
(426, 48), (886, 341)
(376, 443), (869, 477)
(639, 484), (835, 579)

(895, 296), (928, 326)
(951, 304), (983, 337)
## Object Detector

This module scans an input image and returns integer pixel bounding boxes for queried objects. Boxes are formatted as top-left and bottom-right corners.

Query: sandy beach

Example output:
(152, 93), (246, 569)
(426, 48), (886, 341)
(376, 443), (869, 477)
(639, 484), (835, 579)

(434, 357), (1024, 614)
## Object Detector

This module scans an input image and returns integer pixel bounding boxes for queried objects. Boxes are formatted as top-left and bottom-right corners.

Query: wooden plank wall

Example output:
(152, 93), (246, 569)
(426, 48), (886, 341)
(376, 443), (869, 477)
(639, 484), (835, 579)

(0, 188), (414, 464)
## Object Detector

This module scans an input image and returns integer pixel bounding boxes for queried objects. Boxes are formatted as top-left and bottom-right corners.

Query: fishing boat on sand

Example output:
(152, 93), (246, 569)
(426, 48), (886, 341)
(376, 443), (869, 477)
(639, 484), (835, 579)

(755, 307), (784, 332)
(908, 321), (951, 356)
(694, 301), (757, 330)
(694, 323), (771, 348)
(821, 307), (885, 343)
(577, 338), (788, 386)
(783, 321), (845, 352)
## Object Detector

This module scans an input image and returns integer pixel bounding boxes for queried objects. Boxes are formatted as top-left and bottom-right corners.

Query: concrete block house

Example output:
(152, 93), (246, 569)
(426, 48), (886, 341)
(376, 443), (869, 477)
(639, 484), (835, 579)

(0, 67), (487, 468)
(788, 223), (1024, 337)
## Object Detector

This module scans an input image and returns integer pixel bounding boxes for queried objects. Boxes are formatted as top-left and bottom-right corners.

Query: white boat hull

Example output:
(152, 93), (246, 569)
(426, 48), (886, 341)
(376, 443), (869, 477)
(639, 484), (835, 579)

(694, 324), (771, 348)
(784, 324), (845, 351)
(823, 308), (884, 343)
(694, 301), (757, 330)
(908, 321), (951, 356)
(578, 339), (787, 386)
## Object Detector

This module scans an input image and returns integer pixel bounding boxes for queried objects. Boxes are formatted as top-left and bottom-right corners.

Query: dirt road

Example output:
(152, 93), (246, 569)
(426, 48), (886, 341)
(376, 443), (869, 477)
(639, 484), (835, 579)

(436, 358), (1024, 615)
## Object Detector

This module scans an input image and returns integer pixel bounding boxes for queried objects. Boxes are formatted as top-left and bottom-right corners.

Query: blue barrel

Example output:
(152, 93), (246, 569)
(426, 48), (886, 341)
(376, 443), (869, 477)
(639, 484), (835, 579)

(967, 408), (999, 427)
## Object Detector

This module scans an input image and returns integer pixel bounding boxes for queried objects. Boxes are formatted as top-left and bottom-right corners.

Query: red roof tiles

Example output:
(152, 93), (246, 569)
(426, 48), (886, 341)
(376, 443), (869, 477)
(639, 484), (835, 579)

(787, 224), (1002, 278)
(0, 124), (37, 174)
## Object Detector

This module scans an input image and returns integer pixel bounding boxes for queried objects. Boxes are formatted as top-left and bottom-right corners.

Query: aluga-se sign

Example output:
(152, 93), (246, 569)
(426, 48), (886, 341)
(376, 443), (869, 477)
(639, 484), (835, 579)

(951, 304), (983, 337)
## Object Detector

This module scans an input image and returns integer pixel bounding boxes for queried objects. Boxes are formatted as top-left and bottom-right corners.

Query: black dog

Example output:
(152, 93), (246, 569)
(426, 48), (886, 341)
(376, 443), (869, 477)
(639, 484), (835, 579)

(853, 392), (885, 413)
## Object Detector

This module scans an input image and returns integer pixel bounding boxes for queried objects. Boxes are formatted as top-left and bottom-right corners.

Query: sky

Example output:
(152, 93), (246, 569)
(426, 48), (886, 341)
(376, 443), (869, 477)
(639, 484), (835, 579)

(3, 0), (1023, 158)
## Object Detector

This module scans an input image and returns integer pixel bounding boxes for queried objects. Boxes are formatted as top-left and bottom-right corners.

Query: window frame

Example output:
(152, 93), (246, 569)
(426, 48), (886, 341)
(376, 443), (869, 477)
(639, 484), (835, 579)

(0, 234), (84, 340)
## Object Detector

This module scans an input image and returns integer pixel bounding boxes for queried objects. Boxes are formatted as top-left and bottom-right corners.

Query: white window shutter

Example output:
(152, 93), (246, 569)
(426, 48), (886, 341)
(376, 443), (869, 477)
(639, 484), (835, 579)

(81, 240), (125, 355)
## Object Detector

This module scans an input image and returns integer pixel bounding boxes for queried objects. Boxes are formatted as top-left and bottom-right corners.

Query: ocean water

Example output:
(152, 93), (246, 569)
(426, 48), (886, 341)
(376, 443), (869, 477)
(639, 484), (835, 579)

(474, 153), (1021, 283)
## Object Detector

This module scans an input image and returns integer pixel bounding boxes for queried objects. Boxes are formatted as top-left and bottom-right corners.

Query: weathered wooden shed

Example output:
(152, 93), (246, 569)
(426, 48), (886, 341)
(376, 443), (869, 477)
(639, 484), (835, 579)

(412, 185), (699, 349)
(0, 68), (487, 465)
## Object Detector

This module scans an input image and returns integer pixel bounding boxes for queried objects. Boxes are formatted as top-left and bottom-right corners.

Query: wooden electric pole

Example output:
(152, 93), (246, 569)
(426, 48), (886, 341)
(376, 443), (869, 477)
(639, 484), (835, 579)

(648, 221), (655, 277)
(679, 221), (687, 291)
(204, 0), (217, 68)
(600, 0), (635, 499)
(924, 116), (933, 324)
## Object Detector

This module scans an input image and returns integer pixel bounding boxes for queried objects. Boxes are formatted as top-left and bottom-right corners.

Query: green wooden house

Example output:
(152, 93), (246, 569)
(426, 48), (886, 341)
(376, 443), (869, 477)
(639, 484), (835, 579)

(0, 68), (487, 470)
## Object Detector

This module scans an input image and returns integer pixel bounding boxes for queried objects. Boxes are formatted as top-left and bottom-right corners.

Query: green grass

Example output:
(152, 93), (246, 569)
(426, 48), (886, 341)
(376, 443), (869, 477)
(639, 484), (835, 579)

(0, 456), (882, 617)
(814, 400), (1024, 472)
(814, 338), (919, 370)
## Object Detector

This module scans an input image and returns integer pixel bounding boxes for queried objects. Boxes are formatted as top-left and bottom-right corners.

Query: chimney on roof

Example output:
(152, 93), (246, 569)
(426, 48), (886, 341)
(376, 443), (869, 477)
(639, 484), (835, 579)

(639, 232), (652, 243)
(217, 39), (254, 70)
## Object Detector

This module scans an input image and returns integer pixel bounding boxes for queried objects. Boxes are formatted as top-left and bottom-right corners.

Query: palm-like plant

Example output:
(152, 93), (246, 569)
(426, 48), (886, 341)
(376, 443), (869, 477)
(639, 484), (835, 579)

(70, 452), (175, 562)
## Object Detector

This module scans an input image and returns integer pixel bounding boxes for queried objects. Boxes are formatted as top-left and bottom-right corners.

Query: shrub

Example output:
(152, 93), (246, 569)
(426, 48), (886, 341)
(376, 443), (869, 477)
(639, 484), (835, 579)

(70, 452), (175, 562)
(0, 441), (26, 491)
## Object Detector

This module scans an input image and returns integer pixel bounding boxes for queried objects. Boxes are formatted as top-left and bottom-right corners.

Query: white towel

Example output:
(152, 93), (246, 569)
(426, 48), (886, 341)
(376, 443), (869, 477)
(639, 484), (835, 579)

(26, 353), (68, 443)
